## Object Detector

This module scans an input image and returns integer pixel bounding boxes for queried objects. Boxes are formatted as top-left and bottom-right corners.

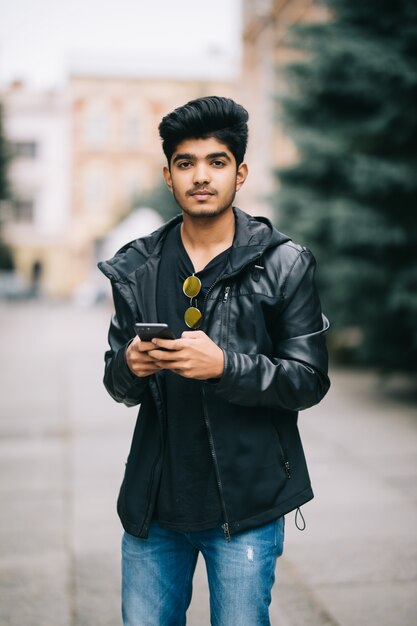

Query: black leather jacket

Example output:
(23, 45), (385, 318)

(98, 208), (330, 539)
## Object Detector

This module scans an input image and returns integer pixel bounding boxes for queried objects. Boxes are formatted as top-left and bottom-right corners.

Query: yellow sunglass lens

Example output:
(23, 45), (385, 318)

(184, 306), (202, 329)
(183, 275), (201, 298)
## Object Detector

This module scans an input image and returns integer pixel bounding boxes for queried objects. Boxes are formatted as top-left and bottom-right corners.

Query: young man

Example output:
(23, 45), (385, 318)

(98, 96), (330, 626)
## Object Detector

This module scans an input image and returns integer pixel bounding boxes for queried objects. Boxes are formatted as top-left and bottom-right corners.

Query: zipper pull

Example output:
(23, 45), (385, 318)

(222, 522), (231, 542)
(284, 461), (291, 479)
(223, 286), (231, 303)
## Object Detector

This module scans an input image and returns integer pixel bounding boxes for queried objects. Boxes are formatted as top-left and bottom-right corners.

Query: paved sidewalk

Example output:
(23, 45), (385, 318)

(0, 301), (416, 626)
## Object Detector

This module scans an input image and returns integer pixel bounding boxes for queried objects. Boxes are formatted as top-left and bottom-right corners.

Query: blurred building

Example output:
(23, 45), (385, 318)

(1, 74), (236, 297)
(240, 0), (328, 217)
(1, 0), (329, 296)
(1, 80), (71, 296)
(69, 72), (236, 293)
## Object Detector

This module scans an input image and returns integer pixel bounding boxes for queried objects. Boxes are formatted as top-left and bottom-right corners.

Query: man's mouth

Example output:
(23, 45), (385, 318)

(190, 189), (215, 199)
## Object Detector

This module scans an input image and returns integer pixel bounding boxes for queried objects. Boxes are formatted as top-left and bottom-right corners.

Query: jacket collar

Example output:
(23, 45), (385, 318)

(99, 207), (290, 283)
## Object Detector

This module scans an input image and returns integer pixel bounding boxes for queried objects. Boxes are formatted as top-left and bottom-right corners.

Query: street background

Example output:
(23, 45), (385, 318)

(1, 1), (417, 624)
(0, 299), (416, 626)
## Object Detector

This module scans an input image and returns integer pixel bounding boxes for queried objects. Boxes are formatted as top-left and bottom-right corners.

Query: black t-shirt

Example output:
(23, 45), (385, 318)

(154, 224), (229, 531)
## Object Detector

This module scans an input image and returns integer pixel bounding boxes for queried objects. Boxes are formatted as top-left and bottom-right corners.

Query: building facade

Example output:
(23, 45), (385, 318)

(2, 75), (235, 297)
(1, 80), (71, 296)
(68, 73), (236, 295)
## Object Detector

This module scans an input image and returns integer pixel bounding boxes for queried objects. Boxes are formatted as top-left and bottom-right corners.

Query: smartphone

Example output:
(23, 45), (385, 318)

(134, 323), (175, 342)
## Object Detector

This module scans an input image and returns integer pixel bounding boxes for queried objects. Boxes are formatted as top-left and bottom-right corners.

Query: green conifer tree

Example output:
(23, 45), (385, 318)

(130, 181), (180, 223)
(274, 0), (417, 371)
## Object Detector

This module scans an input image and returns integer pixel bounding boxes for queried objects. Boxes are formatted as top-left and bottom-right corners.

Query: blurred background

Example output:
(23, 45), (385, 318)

(0, 1), (416, 625)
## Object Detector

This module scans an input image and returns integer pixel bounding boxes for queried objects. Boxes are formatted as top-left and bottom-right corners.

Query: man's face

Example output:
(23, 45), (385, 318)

(163, 137), (247, 219)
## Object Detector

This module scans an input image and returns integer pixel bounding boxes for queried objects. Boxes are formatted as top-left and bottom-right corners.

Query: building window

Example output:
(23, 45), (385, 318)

(14, 198), (35, 222)
(124, 116), (141, 149)
(11, 141), (38, 159)
(83, 102), (108, 149)
(83, 166), (107, 211)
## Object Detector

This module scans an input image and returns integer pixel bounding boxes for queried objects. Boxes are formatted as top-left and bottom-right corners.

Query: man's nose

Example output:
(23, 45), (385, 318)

(193, 163), (210, 185)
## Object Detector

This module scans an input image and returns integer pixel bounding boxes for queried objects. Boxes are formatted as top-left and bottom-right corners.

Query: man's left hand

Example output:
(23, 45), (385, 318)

(149, 330), (224, 380)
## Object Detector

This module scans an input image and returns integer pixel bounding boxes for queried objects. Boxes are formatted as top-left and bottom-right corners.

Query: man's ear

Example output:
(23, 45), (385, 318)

(235, 162), (248, 192)
(163, 166), (173, 193)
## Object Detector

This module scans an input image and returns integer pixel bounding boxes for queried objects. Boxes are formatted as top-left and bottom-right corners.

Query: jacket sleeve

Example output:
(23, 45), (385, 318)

(103, 282), (149, 407)
(212, 249), (330, 411)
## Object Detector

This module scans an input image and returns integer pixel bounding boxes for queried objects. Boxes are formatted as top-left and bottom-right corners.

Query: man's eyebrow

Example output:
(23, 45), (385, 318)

(173, 153), (194, 163)
(206, 152), (232, 161)
(172, 151), (232, 164)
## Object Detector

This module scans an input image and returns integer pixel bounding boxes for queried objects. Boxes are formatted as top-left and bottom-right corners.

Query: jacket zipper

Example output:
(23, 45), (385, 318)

(273, 425), (291, 479)
(201, 255), (263, 312)
(221, 285), (231, 346)
(200, 280), (233, 541)
(201, 384), (232, 542)
(198, 258), (263, 542)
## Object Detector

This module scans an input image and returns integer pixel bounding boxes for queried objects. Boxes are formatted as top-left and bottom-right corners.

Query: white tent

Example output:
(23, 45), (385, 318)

(73, 207), (164, 306)
(100, 207), (164, 261)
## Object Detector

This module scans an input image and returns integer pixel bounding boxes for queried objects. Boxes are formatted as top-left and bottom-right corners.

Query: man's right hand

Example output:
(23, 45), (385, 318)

(125, 336), (161, 377)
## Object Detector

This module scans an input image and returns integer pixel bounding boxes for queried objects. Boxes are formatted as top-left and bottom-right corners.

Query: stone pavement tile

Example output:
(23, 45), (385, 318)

(0, 553), (71, 626)
(365, 452), (417, 500)
(71, 434), (130, 496)
(0, 357), (67, 424)
(0, 493), (67, 560)
(271, 557), (339, 626)
(72, 495), (121, 555)
(311, 461), (407, 510)
(315, 581), (417, 626)
(71, 434), (131, 554)
(0, 416), (69, 441)
(73, 552), (121, 626)
(0, 439), (64, 495)
(287, 537), (417, 586)
(185, 556), (212, 626)
(286, 499), (417, 547)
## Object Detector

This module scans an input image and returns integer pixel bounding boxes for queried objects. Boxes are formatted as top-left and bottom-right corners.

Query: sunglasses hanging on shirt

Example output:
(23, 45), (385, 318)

(183, 274), (202, 329)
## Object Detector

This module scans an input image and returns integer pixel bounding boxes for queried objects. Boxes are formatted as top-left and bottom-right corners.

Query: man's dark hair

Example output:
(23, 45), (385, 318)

(159, 96), (249, 167)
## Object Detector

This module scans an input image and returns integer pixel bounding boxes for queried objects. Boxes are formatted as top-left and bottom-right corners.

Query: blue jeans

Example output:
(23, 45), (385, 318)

(122, 517), (285, 626)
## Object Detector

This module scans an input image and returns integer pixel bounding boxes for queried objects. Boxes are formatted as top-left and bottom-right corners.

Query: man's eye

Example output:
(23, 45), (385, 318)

(212, 160), (225, 167)
(178, 162), (191, 169)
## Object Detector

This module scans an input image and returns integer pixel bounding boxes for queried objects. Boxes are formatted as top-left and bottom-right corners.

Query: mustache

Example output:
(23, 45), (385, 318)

(186, 186), (216, 196)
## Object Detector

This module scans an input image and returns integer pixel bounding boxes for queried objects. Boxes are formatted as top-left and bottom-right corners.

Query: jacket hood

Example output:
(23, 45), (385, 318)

(98, 207), (291, 282)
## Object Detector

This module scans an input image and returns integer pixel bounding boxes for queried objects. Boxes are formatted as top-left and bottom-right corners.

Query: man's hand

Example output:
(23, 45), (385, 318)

(149, 330), (224, 380)
(125, 336), (162, 377)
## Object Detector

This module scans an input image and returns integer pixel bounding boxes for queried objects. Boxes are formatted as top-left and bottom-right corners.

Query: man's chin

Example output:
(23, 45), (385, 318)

(180, 203), (233, 219)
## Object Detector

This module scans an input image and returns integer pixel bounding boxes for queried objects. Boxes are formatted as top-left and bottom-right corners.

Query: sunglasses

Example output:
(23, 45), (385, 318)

(183, 275), (202, 329)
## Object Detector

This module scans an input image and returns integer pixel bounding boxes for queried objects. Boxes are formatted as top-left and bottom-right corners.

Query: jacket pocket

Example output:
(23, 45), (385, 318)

(271, 421), (292, 479)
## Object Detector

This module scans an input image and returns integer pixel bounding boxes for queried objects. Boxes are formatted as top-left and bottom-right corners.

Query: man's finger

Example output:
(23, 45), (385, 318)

(181, 330), (204, 339)
(149, 348), (181, 361)
(137, 340), (155, 352)
(152, 338), (182, 350)
(137, 353), (160, 363)
(138, 364), (161, 372)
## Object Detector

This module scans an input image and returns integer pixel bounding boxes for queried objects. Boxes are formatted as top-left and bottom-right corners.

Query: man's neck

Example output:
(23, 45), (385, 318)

(180, 208), (235, 273)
